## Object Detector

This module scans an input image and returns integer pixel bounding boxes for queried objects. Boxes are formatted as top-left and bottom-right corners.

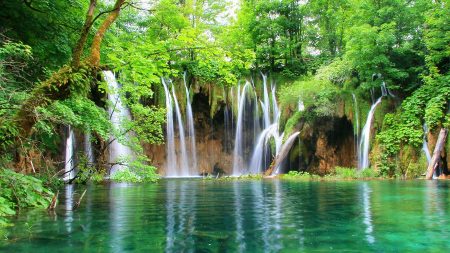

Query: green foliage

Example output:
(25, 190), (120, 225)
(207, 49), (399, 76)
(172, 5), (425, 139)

(279, 78), (339, 118)
(110, 165), (159, 183)
(315, 58), (353, 85)
(377, 113), (423, 156)
(281, 171), (318, 181)
(37, 96), (111, 139)
(283, 111), (303, 136)
(334, 167), (358, 179)
(281, 167), (380, 181)
(73, 154), (104, 184)
(0, 169), (53, 226)
(333, 167), (379, 179)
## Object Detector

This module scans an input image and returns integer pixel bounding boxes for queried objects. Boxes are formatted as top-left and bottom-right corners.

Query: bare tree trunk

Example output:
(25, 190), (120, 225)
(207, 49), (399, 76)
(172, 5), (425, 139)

(265, 132), (301, 176)
(426, 128), (448, 179)
(88, 0), (125, 66)
(72, 0), (97, 68)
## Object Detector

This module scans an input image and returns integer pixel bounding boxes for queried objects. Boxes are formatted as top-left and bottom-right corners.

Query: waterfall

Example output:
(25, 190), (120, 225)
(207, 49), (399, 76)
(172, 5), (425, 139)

(249, 124), (278, 174)
(104, 70), (133, 175)
(357, 80), (394, 169)
(171, 83), (190, 176)
(298, 99), (305, 111)
(422, 124), (437, 178)
(161, 78), (177, 176)
(272, 131), (300, 175)
(232, 74), (297, 175)
(84, 132), (94, 165)
(232, 82), (251, 175)
(64, 126), (76, 182)
(261, 73), (271, 128)
(183, 72), (197, 171)
(422, 124), (432, 164)
(271, 81), (279, 123)
(162, 77), (198, 177)
(358, 97), (382, 169)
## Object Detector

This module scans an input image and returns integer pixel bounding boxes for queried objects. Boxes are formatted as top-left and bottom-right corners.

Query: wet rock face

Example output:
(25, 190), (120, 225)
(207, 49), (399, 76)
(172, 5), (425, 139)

(286, 116), (356, 175)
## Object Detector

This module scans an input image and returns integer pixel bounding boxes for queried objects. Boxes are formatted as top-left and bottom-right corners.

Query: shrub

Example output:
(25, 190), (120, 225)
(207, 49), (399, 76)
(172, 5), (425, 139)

(0, 169), (53, 226)
(334, 167), (358, 179)
(110, 166), (159, 183)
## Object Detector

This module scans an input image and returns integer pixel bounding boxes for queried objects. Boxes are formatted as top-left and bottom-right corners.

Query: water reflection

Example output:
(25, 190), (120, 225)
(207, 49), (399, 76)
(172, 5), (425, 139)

(64, 184), (74, 234)
(3, 180), (450, 253)
(233, 181), (246, 253)
(361, 182), (375, 244)
(165, 180), (197, 253)
(110, 183), (130, 252)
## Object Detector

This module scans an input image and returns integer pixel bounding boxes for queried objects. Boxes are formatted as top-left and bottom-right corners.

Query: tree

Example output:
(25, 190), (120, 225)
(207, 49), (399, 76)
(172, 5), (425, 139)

(15, 0), (127, 138)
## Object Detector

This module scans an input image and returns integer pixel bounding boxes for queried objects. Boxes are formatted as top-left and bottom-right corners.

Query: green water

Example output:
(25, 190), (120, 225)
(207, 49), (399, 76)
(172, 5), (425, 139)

(2, 179), (450, 252)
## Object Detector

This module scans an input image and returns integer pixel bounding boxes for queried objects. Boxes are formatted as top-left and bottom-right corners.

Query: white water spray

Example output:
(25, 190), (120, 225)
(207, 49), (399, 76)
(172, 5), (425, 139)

(358, 97), (382, 169)
(171, 83), (190, 176)
(104, 71), (133, 175)
(64, 126), (76, 181)
(183, 72), (197, 171)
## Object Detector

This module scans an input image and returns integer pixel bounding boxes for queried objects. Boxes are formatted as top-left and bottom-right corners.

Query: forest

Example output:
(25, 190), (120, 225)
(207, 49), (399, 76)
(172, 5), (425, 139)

(0, 0), (449, 251)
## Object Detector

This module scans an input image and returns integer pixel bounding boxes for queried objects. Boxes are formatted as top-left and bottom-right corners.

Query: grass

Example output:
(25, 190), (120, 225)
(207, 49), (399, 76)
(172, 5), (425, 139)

(280, 167), (382, 181)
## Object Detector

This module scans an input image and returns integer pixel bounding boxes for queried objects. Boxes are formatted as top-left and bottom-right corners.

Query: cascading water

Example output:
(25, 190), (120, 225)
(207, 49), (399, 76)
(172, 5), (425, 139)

(183, 72), (197, 170)
(104, 71), (133, 175)
(357, 80), (395, 169)
(232, 73), (297, 175)
(232, 82), (251, 175)
(358, 97), (382, 169)
(171, 83), (190, 176)
(161, 78), (177, 176)
(84, 132), (94, 165)
(261, 73), (271, 128)
(64, 126), (76, 182)
(162, 77), (198, 177)
(272, 131), (301, 175)
(422, 124), (432, 164)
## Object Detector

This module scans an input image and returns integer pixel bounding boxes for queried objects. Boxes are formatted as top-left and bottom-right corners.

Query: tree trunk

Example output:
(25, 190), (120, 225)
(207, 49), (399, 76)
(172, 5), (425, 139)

(265, 131), (300, 176)
(426, 128), (448, 179)
(72, 0), (97, 68)
(88, 0), (125, 66)
(16, 0), (126, 138)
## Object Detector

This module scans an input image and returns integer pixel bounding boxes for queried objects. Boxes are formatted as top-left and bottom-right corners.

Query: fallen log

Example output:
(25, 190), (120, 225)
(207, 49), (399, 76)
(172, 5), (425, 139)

(426, 128), (448, 179)
(265, 131), (300, 176)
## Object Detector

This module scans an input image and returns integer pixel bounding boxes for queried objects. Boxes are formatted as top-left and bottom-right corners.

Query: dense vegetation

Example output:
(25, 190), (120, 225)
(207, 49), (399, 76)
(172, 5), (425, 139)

(0, 0), (448, 223)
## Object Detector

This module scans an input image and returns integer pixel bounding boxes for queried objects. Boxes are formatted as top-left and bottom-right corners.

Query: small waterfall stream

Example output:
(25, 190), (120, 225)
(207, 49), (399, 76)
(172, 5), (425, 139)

(104, 71), (133, 175)
(161, 78), (177, 176)
(357, 81), (393, 169)
(171, 83), (190, 176)
(84, 132), (94, 165)
(162, 77), (198, 177)
(358, 97), (382, 169)
(422, 124), (432, 164)
(64, 126), (76, 182)
(183, 73), (197, 171)
(232, 82), (251, 175)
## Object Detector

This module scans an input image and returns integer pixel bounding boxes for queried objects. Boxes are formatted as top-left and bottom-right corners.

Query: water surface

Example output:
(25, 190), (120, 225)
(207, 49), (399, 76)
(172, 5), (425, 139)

(2, 179), (450, 252)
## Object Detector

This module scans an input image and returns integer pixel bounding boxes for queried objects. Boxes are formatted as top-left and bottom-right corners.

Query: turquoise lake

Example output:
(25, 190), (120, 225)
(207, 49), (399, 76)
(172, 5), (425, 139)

(2, 179), (450, 252)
